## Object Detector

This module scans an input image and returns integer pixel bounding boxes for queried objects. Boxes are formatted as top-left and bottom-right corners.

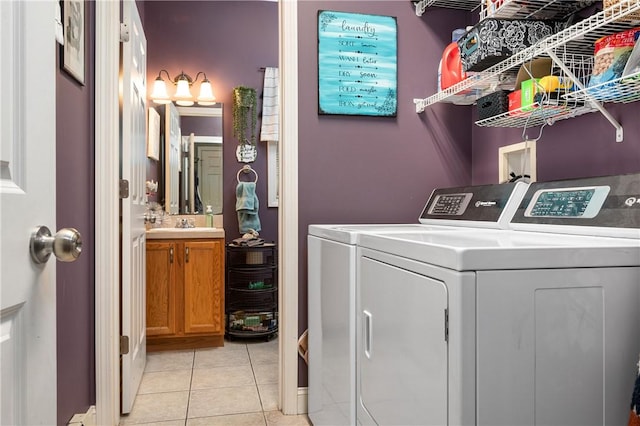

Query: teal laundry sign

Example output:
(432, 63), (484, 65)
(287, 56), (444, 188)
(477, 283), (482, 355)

(318, 10), (397, 117)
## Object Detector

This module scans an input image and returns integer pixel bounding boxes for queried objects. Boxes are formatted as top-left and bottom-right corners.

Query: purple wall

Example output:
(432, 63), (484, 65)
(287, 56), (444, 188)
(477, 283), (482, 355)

(297, 2), (473, 385)
(143, 1), (279, 244)
(56, 1), (96, 424)
(471, 103), (640, 183)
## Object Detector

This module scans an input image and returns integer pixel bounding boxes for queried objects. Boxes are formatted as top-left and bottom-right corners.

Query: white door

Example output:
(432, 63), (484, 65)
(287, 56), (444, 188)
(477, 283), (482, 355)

(121, 0), (147, 414)
(1, 2), (58, 424)
(196, 144), (223, 213)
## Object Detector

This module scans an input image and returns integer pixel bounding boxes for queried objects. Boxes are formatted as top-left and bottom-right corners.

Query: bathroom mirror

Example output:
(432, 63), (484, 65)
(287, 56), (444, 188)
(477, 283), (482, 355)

(162, 104), (223, 215)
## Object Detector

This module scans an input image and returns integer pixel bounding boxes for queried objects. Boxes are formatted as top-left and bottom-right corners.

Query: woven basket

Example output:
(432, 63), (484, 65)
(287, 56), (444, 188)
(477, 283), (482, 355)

(603, 0), (640, 21)
(246, 251), (264, 265)
(477, 90), (510, 120)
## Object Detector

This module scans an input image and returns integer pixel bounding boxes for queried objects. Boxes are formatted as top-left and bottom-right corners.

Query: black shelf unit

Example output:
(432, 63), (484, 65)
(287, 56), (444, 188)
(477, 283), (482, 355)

(225, 243), (278, 340)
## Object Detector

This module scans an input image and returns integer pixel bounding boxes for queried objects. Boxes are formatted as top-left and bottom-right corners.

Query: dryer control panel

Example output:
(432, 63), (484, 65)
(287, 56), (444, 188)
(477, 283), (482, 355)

(419, 181), (528, 228)
(427, 193), (473, 216)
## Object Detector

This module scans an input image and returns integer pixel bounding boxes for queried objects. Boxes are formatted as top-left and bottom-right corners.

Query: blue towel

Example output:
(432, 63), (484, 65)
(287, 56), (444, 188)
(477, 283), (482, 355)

(236, 182), (261, 233)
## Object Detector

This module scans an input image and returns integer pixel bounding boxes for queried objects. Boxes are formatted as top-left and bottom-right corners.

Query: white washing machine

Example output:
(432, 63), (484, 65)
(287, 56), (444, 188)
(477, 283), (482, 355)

(355, 173), (640, 426)
(307, 182), (529, 425)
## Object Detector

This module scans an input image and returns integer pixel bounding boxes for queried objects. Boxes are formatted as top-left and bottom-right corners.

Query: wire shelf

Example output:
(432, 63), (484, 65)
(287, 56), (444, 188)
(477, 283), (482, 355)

(480, 0), (598, 20)
(475, 101), (596, 128)
(548, 51), (595, 87)
(414, 0), (640, 114)
(415, 0), (599, 20)
(475, 52), (596, 127)
(414, 0), (480, 16)
(414, 71), (516, 110)
(564, 71), (640, 104)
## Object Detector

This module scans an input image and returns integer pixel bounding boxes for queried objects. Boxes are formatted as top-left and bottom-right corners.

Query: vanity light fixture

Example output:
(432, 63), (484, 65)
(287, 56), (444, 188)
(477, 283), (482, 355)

(150, 69), (217, 106)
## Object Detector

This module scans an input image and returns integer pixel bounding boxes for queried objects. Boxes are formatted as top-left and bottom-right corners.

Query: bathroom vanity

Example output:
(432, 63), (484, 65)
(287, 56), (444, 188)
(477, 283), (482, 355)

(145, 227), (225, 351)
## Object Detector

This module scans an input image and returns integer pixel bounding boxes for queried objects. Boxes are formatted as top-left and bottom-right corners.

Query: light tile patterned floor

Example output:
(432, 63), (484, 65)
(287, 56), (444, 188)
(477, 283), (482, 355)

(119, 338), (310, 426)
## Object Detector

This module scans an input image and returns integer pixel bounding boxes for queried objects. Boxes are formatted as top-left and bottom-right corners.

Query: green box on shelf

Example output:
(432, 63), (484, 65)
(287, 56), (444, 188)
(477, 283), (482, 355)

(521, 78), (541, 112)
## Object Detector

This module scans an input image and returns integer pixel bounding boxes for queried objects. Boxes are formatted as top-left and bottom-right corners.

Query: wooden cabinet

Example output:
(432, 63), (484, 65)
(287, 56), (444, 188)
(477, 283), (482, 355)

(146, 238), (225, 351)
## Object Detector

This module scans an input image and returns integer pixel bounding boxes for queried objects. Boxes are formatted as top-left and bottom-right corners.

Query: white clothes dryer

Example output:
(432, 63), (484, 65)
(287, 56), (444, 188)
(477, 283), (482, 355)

(307, 182), (529, 425)
(355, 173), (640, 426)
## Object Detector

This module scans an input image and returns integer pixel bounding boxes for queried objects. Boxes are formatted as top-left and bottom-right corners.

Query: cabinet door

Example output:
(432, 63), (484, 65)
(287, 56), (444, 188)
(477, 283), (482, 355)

(146, 241), (178, 336)
(184, 239), (225, 334)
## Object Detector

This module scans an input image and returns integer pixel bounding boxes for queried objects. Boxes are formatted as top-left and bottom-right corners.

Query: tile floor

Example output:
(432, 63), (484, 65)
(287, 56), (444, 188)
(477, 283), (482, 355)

(119, 337), (311, 426)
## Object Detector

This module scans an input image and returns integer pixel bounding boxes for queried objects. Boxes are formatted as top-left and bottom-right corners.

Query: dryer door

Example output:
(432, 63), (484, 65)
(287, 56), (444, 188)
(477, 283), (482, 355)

(359, 256), (448, 425)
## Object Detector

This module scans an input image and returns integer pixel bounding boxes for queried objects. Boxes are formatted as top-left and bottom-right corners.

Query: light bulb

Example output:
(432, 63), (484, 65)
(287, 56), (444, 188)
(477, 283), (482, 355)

(150, 76), (170, 104)
(175, 77), (194, 106)
(197, 80), (216, 106)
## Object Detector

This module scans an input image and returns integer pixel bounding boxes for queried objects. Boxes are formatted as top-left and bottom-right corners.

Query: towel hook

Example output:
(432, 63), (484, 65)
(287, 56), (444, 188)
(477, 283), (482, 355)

(237, 165), (258, 183)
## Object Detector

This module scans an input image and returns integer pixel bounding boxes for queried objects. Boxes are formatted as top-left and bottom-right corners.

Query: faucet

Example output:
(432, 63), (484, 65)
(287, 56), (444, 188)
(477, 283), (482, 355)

(175, 218), (195, 228)
(144, 213), (156, 224)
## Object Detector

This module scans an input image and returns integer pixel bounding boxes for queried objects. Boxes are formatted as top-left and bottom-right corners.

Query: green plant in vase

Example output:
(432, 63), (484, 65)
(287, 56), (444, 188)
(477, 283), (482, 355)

(232, 86), (257, 146)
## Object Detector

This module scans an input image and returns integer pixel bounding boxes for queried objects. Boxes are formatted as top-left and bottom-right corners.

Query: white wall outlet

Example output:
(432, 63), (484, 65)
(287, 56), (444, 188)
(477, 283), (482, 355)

(498, 141), (537, 183)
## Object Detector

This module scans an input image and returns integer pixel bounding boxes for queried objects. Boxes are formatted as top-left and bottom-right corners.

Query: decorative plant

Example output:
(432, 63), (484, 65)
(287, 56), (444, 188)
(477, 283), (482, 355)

(232, 86), (257, 146)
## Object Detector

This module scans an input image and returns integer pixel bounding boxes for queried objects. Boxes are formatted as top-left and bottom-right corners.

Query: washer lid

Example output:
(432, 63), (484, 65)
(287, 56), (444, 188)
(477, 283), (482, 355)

(358, 230), (640, 271)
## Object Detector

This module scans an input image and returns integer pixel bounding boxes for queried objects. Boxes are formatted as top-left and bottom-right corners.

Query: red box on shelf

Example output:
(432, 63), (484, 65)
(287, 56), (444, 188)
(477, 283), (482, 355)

(508, 90), (526, 117)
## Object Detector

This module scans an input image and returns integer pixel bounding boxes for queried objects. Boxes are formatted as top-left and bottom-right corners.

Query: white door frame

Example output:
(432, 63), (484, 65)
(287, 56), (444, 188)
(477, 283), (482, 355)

(94, 1), (122, 424)
(278, 0), (299, 415)
(94, 1), (300, 424)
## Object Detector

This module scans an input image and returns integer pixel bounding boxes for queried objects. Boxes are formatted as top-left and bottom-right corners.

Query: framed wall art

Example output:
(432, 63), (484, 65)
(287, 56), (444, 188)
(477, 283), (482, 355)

(147, 107), (160, 161)
(318, 10), (397, 117)
(62, 0), (85, 84)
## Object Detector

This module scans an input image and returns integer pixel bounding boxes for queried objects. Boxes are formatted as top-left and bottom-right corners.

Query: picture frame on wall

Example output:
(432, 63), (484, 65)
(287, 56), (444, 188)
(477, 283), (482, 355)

(147, 107), (161, 161)
(318, 10), (397, 117)
(62, 0), (85, 85)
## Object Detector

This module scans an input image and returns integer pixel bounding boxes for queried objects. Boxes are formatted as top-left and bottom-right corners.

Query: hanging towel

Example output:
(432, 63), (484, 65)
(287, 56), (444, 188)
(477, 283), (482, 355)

(236, 182), (261, 233)
(260, 67), (279, 142)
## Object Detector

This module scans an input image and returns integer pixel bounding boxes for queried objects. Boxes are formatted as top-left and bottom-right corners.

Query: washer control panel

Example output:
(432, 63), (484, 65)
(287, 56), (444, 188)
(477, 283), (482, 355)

(512, 173), (640, 231)
(525, 186), (610, 218)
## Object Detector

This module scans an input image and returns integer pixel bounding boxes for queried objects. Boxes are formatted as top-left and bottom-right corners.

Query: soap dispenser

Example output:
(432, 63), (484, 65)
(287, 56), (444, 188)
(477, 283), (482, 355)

(205, 205), (214, 227)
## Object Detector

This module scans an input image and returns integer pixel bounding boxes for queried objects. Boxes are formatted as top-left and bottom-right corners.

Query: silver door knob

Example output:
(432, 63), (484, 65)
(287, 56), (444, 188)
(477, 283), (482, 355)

(30, 226), (82, 264)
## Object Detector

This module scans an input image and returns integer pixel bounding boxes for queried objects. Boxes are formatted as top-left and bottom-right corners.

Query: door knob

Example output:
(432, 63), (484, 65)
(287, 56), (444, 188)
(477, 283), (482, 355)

(30, 226), (82, 264)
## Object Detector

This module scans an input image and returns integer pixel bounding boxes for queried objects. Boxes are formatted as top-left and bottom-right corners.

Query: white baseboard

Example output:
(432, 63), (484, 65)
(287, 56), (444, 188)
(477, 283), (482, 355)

(67, 405), (96, 426)
(297, 387), (308, 414)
